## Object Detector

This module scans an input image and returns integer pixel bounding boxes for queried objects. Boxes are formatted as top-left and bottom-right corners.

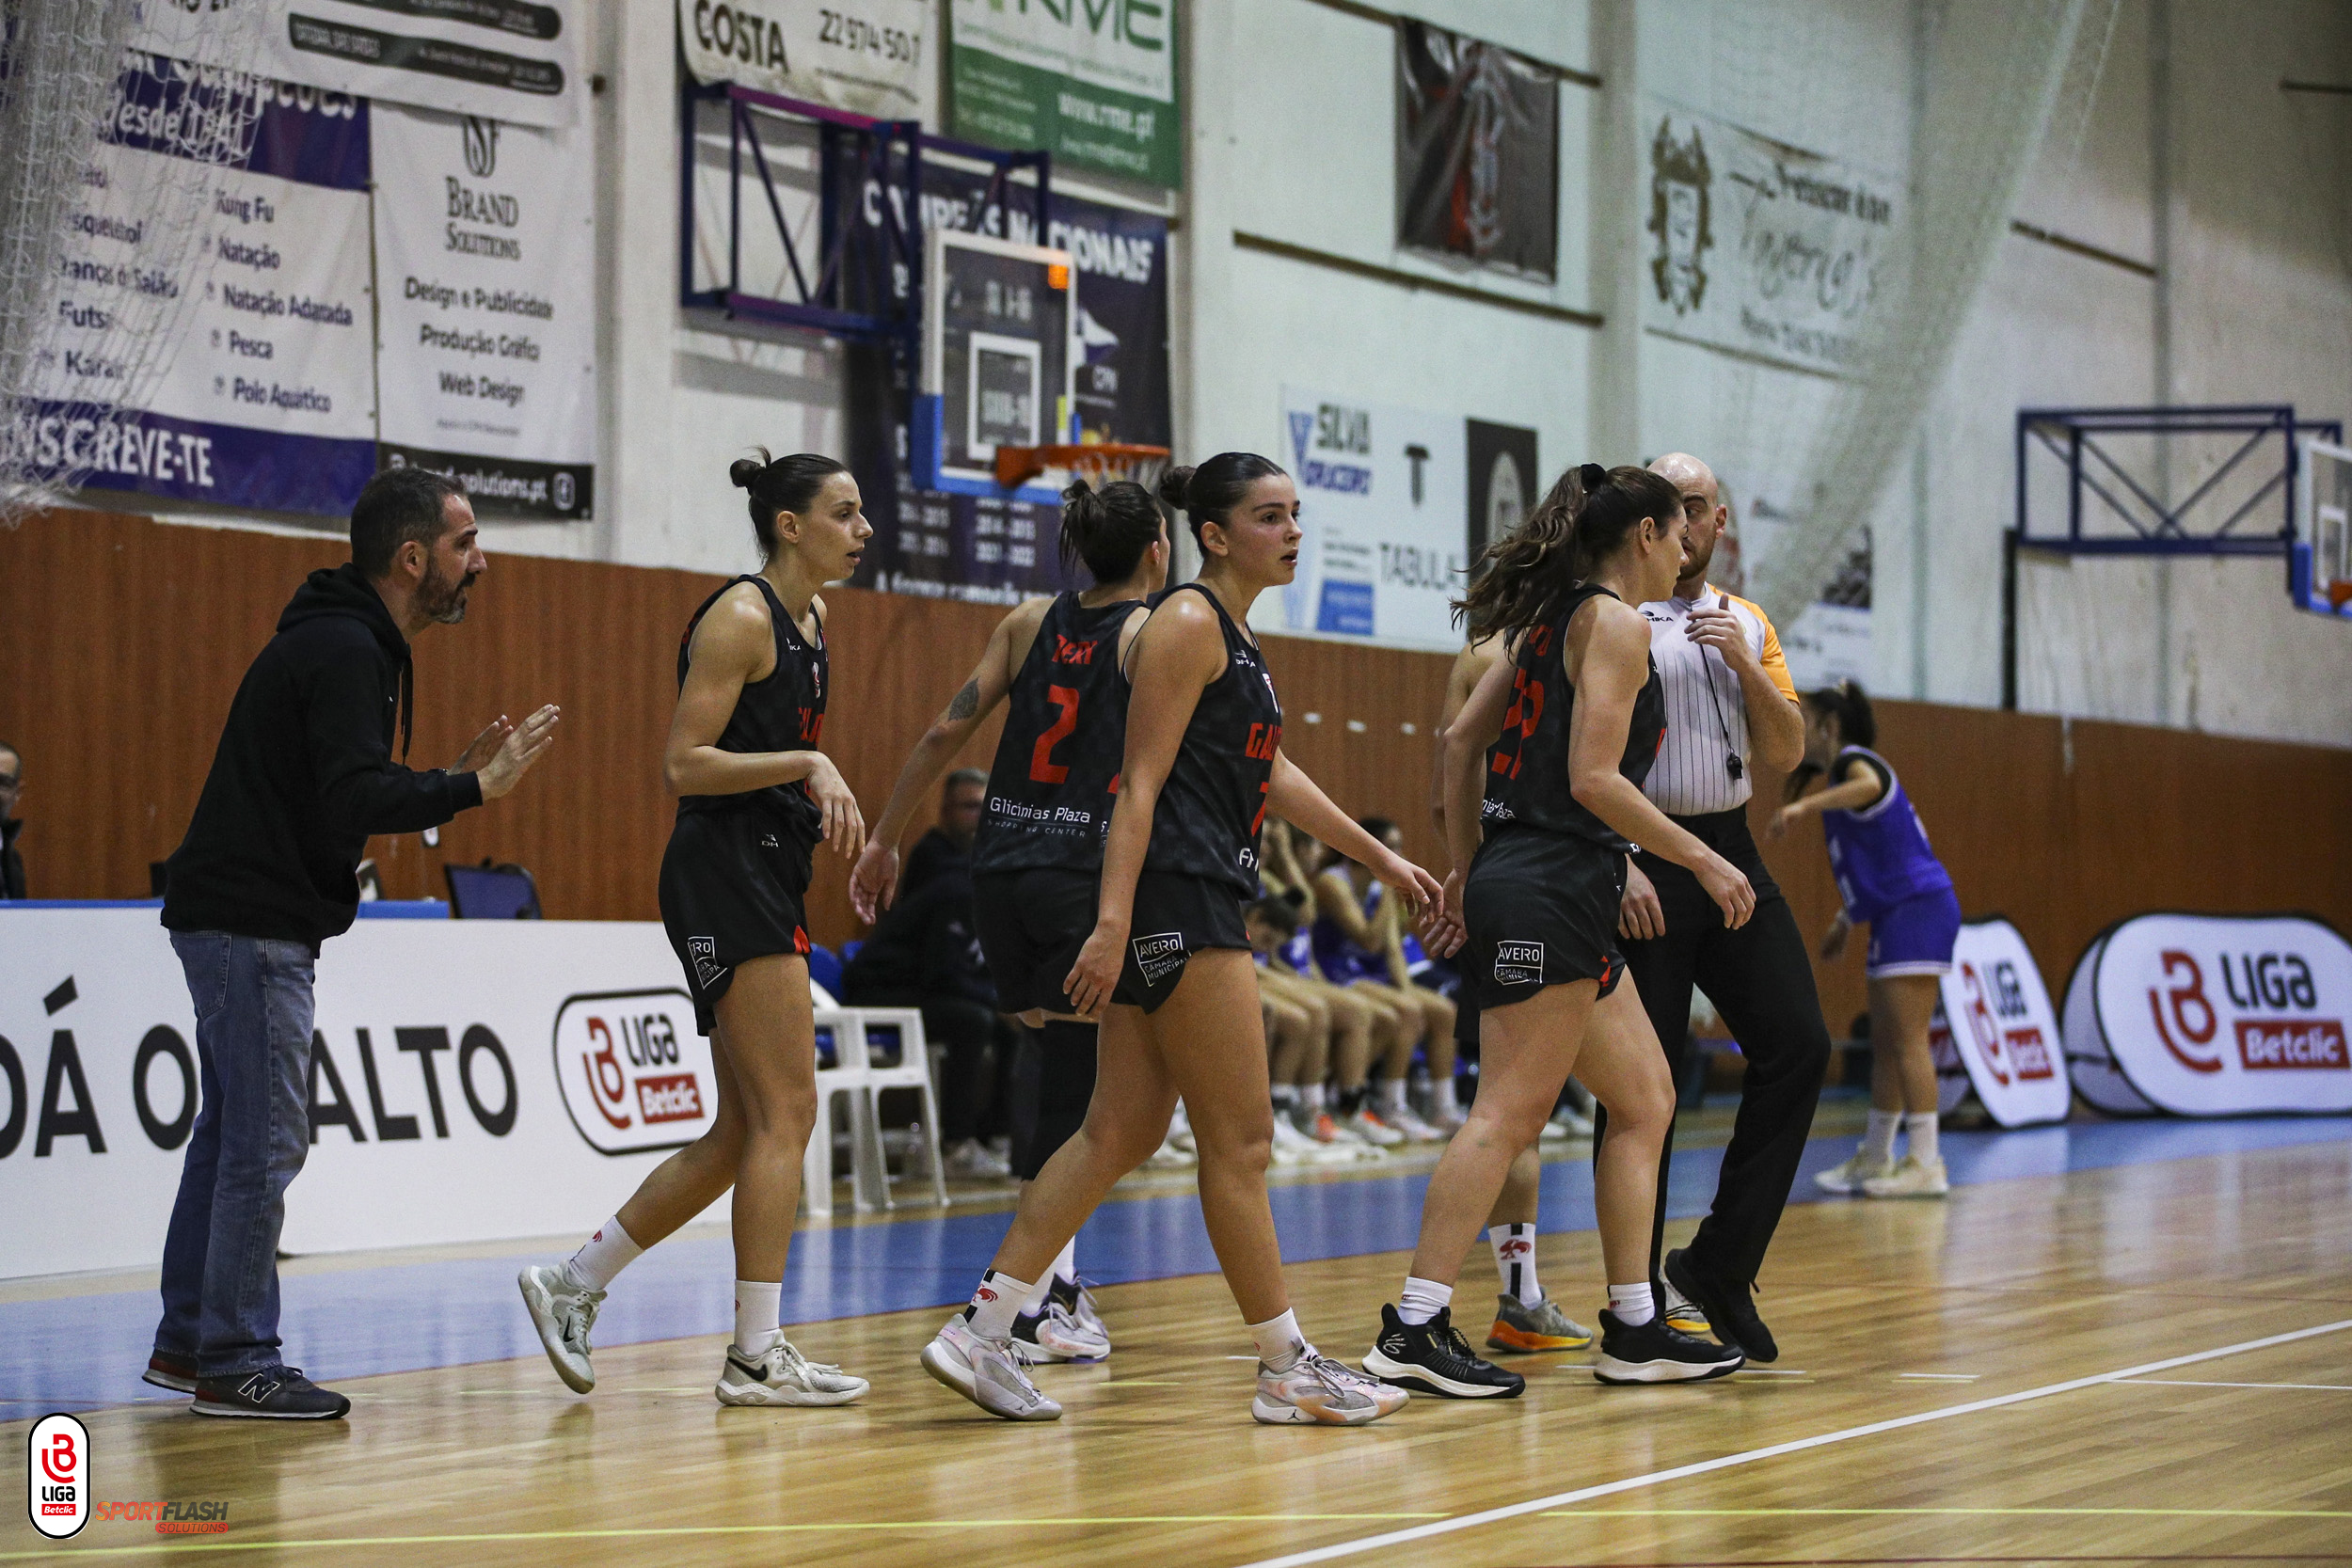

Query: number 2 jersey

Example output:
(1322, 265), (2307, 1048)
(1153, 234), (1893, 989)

(1480, 582), (1666, 853)
(973, 593), (1140, 876)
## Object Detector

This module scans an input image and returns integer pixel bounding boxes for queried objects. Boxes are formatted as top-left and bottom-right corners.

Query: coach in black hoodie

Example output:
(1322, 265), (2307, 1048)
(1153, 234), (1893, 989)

(151, 468), (560, 1420)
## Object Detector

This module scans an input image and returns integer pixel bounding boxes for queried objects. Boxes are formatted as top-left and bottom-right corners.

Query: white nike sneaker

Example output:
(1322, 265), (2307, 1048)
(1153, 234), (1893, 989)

(1014, 1299), (1111, 1363)
(1385, 1106), (1446, 1142)
(1862, 1152), (1950, 1198)
(921, 1317), (1063, 1420)
(1251, 1350), (1410, 1426)
(517, 1265), (602, 1394)
(715, 1337), (868, 1406)
(1070, 1279), (1111, 1347)
(1343, 1108), (1406, 1148)
(1815, 1148), (1896, 1194)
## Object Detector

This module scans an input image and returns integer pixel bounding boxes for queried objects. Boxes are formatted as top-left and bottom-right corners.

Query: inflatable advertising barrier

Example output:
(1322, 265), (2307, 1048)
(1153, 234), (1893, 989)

(2063, 911), (2352, 1117)
(1925, 917), (2072, 1127)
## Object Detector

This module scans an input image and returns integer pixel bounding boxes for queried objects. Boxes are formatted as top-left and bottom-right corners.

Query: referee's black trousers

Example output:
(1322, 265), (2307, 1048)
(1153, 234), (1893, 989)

(1608, 808), (1831, 1290)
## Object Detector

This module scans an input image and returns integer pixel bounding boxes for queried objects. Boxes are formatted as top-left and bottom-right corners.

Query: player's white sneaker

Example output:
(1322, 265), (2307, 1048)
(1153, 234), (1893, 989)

(1145, 1133), (1198, 1168)
(1067, 1278), (1111, 1348)
(1863, 1153), (1949, 1198)
(1272, 1114), (1347, 1164)
(1251, 1351), (1410, 1426)
(1815, 1149), (1896, 1194)
(1344, 1108), (1406, 1147)
(1542, 1105), (1595, 1140)
(1386, 1106), (1446, 1142)
(517, 1265), (602, 1394)
(922, 1317), (1063, 1420)
(1014, 1298), (1111, 1362)
(715, 1337), (868, 1406)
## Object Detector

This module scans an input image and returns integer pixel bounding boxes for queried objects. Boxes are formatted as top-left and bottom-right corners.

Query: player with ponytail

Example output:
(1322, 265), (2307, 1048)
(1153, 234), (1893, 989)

(852, 475), (1169, 1368)
(519, 449), (873, 1408)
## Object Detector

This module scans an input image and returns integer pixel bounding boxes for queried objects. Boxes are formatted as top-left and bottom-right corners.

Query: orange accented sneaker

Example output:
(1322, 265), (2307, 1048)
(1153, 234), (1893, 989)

(1486, 1292), (1594, 1354)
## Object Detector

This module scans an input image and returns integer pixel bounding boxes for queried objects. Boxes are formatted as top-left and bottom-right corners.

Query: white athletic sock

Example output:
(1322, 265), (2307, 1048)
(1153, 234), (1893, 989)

(1248, 1308), (1307, 1372)
(1053, 1237), (1077, 1286)
(559, 1216), (642, 1294)
(1904, 1111), (1941, 1164)
(1303, 1084), (1327, 1116)
(1863, 1109), (1901, 1164)
(963, 1271), (1031, 1342)
(732, 1280), (781, 1355)
(1434, 1075), (1461, 1117)
(1609, 1282), (1655, 1327)
(1380, 1078), (1408, 1116)
(1398, 1275), (1453, 1326)
(1489, 1224), (1541, 1307)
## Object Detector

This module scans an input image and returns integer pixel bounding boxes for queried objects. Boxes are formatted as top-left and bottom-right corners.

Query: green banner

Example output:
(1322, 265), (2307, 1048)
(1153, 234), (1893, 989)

(949, 0), (1181, 189)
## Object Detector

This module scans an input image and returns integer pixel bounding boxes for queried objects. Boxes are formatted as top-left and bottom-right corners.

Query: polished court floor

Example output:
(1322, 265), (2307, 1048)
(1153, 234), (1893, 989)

(5, 1111), (2348, 1566)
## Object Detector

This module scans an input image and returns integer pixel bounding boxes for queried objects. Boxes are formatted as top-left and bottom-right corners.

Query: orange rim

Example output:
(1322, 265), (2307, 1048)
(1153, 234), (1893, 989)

(993, 442), (1171, 490)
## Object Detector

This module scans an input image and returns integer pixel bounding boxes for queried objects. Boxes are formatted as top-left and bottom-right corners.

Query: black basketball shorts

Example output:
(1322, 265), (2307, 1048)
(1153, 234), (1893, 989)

(1464, 826), (1629, 1013)
(658, 810), (814, 1035)
(1113, 871), (1251, 1014)
(973, 867), (1099, 1015)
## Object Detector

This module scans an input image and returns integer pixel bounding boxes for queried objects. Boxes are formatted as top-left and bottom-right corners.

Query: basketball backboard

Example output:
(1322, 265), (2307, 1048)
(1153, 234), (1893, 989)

(914, 229), (1078, 505)
(2299, 438), (2352, 615)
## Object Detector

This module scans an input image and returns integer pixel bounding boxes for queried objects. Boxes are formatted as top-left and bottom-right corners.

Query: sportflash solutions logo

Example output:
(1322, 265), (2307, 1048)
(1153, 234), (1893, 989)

(552, 990), (718, 1156)
(1493, 941), (1545, 987)
(2145, 948), (2347, 1076)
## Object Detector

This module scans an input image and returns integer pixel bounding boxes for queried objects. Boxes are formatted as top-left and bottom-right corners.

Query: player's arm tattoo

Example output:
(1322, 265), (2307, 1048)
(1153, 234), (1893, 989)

(946, 679), (980, 721)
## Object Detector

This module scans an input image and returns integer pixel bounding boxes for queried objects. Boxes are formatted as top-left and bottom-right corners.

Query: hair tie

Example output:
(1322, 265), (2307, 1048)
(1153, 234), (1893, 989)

(1579, 463), (1608, 489)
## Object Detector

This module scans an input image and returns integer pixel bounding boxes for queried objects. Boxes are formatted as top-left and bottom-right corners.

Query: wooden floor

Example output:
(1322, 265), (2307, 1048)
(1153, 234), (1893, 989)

(7, 1136), (2349, 1568)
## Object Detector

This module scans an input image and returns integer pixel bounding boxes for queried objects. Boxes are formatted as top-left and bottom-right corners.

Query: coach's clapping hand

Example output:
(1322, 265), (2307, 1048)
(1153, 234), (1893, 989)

(472, 705), (562, 800)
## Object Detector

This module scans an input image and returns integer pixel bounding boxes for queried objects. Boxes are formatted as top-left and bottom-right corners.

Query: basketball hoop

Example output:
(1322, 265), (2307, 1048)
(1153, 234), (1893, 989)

(993, 442), (1171, 494)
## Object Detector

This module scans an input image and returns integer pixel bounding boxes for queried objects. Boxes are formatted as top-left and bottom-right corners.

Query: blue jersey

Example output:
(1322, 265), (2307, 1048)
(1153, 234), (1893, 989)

(1818, 746), (1953, 923)
(1311, 875), (1391, 983)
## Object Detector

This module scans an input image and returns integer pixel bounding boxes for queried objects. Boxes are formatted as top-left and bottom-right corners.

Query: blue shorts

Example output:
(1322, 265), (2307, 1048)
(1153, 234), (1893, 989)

(1864, 885), (1963, 978)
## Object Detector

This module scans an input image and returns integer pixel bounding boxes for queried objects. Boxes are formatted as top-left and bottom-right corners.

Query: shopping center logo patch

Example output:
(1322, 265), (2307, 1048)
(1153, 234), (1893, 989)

(1494, 941), (1544, 987)
(552, 990), (716, 1156)
(1131, 932), (1187, 986)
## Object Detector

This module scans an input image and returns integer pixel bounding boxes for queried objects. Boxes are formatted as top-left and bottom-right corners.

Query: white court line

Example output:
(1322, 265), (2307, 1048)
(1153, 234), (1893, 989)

(1897, 1372), (1980, 1381)
(1233, 1317), (2352, 1568)
(2121, 1378), (2352, 1392)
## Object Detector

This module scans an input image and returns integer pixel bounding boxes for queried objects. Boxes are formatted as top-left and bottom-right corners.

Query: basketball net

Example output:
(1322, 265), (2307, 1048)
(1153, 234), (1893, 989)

(993, 441), (1170, 496)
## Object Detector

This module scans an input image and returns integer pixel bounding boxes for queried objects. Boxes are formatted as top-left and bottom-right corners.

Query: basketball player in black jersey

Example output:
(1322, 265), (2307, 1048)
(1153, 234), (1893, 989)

(1369, 464), (1750, 1394)
(851, 476), (1169, 1364)
(518, 451), (872, 1409)
(925, 452), (1444, 1426)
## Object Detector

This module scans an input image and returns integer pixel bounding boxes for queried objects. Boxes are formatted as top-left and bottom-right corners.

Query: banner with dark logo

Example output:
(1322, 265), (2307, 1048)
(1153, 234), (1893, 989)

(9, 55), (377, 517)
(1396, 21), (1558, 281)
(833, 165), (1171, 603)
(1465, 419), (1538, 565)
(372, 104), (598, 520)
(135, 1), (583, 129)
(2063, 911), (2352, 1117)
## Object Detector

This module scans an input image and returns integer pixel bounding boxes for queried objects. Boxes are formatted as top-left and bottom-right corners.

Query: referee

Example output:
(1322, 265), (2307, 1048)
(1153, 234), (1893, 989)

(1612, 451), (1831, 1364)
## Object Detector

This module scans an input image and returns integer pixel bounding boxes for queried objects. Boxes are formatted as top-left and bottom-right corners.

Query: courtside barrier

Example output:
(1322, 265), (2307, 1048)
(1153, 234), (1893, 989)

(1928, 917), (2072, 1127)
(2061, 911), (2352, 1117)
(0, 908), (725, 1279)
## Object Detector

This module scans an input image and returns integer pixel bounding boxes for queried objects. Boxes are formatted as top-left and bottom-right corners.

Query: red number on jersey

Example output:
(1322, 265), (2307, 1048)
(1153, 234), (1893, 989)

(1489, 670), (1545, 780)
(1029, 685), (1081, 784)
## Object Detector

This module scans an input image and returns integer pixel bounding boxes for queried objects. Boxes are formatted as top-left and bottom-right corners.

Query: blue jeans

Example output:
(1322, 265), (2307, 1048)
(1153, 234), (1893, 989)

(155, 932), (316, 1377)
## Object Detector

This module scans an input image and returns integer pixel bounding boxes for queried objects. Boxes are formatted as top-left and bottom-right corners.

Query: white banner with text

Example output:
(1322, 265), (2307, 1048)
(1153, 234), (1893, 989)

(677, 0), (930, 120)
(1930, 918), (2072, 1127)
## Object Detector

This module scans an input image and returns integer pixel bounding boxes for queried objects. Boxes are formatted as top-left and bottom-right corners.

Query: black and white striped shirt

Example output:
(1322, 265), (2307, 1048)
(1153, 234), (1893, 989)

(1634, 587), (1797, 817)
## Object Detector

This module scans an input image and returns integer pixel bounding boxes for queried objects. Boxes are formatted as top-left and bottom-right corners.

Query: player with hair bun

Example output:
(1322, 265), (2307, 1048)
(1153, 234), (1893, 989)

(923, 451), (1444, 1427)
(853, 474), (1170, 1365)
(518, 449), (873, 1409)
(1776, 680), (1963, 1199)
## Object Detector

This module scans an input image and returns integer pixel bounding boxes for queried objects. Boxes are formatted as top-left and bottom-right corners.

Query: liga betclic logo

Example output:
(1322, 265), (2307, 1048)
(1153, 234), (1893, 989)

(28, 1413), (88, 1539)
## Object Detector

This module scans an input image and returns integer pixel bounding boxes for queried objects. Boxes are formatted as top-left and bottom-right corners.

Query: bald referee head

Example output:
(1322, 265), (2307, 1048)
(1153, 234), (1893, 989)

(1649, 452), (1727, 597)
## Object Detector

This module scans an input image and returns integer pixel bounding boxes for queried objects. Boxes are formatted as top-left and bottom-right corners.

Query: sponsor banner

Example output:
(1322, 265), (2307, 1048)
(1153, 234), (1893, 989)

(1465, 418), (1539, 564)
(948, 0), (1181, 189)
(1639, 97), (1899, 377)
(134, 2), (582, 129)
(0, 911), (725, 1280)
(1930, 918), (2071, 1127)
(372, 105), (596, 519)
(1275, 388), (1525, 649)
(1396, 20), (1560, 281)
(19, 54), (376, 516)
(834, 162), (1170, 602)
(2061, 912), (2352, 1117)
(28, 1414), (89, 1540)
(677, 0), (930, 120)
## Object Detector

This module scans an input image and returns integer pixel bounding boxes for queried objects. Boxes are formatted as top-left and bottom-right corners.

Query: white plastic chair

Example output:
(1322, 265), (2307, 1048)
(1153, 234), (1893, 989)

(838, 1006), (947, 1212)
(803, 981), (871, 1219)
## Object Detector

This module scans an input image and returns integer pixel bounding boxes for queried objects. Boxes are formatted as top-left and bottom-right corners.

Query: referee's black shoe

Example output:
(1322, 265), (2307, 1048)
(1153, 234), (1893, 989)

(1361, 1305), (1526, 1399)
(1664, 1246), (1777, 1364)
(1593, 1310), (1744, 1385)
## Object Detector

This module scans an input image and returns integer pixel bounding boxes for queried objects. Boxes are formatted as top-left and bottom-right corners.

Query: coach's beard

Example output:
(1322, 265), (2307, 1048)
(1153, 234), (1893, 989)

(419, 562), (478, 625)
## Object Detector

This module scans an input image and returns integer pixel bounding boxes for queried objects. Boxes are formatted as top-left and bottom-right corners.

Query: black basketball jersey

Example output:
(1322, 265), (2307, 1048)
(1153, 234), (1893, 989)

(972, 593), (1141, 875)
(1480, 582), (1665, 852)
(674, 574), (828, 848)
(1140, 582), (1283, 895)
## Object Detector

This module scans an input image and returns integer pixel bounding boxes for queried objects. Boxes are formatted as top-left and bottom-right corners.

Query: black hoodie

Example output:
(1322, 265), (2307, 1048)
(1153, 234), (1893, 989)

(163, 562), (484, 946)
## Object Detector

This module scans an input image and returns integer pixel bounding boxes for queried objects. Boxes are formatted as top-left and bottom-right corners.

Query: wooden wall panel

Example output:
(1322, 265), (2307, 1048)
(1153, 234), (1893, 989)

(6, 505), (2350, 1045)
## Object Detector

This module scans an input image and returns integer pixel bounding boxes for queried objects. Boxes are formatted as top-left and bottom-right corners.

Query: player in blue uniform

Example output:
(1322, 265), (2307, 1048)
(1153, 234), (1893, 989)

(1771, 680), (1962, 1198)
